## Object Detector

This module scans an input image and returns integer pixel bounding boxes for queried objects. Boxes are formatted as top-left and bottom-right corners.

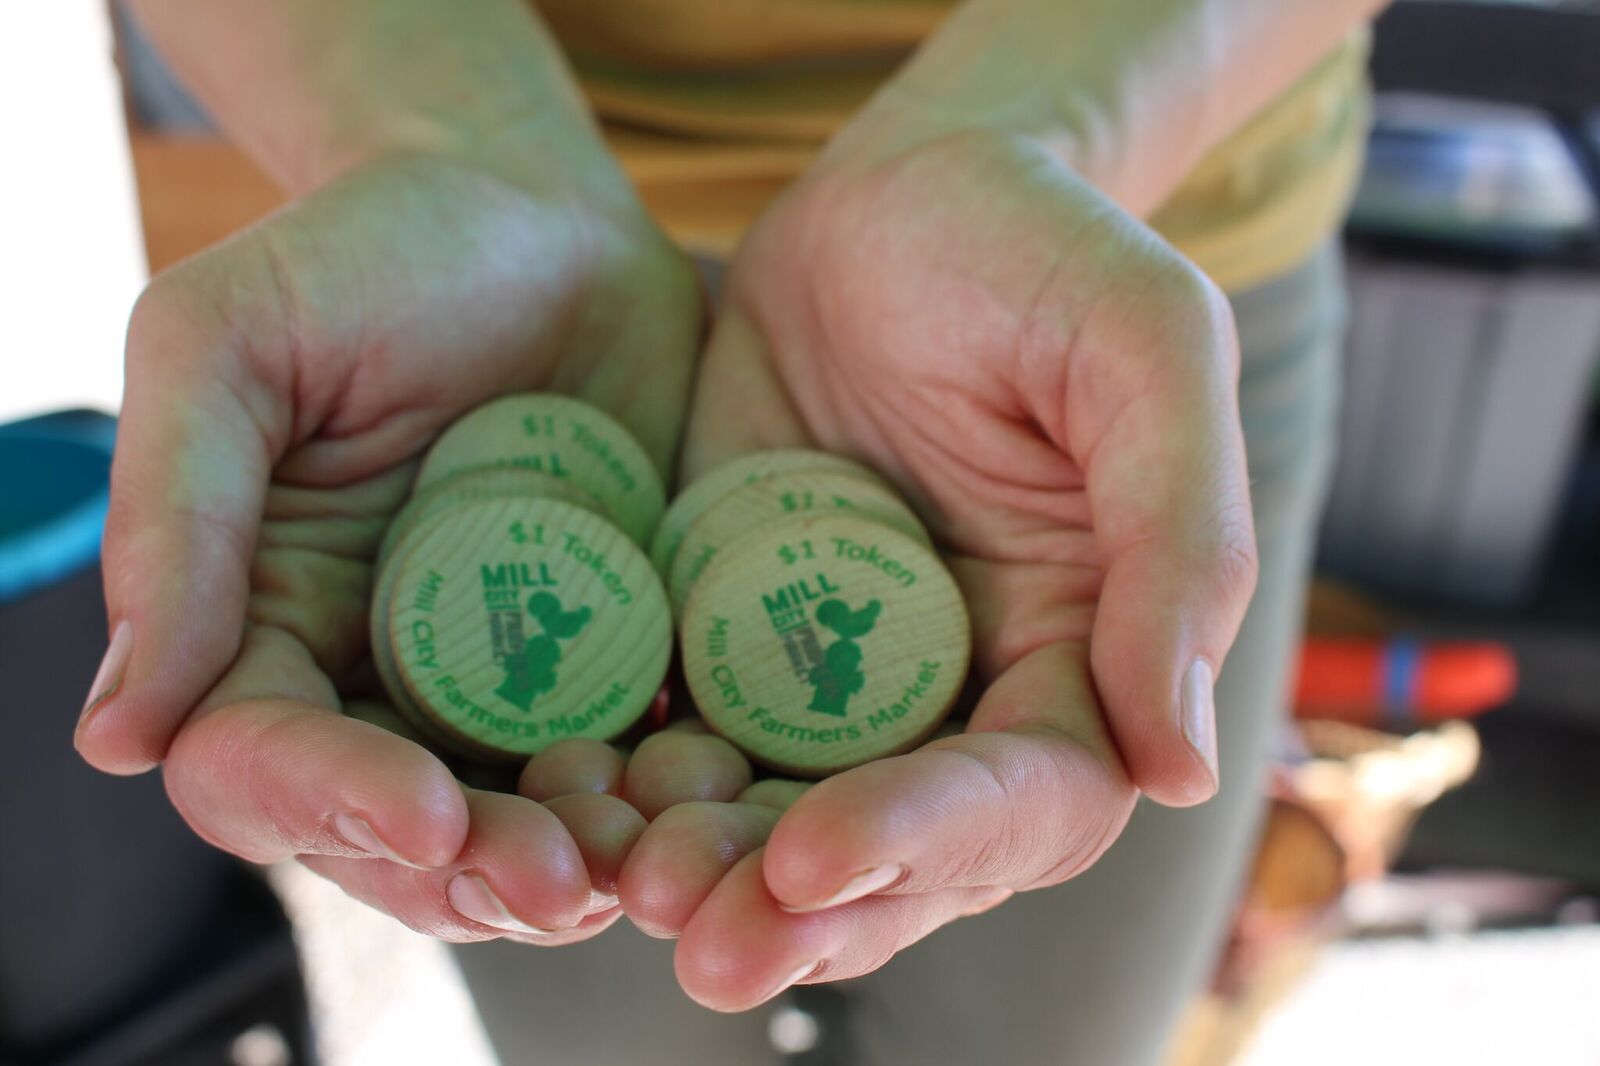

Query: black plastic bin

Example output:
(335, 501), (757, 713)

(0, 411), (314, 1066)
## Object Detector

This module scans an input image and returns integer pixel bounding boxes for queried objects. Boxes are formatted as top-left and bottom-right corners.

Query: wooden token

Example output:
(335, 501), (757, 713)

(681, 514), (970, 778)
(415, 393), (666, 546)
(369, 469), (605, 758)
(387, 497), (671, 761)
(650, 449), (889, 577)
(669, 469), (930, 619)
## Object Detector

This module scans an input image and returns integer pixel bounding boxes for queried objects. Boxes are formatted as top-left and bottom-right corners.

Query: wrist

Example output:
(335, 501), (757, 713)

(821, 0), (1213, 216)
(291, 35), (633, 213)
(316, 98), (637, 216)
(132, 0), (640, 213)
(818, 79), (1100, 184)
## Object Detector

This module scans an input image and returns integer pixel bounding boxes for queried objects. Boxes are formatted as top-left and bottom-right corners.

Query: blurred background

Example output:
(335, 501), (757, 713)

(2, 1), (1598, 1064)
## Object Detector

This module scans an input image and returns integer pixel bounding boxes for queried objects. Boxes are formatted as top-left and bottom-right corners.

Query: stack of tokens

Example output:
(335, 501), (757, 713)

(369, 394), (672, 764)
(656, 451), (972, 778)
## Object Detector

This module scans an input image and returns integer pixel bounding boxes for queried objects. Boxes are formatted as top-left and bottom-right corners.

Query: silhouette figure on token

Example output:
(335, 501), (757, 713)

(807, 598), (881, 717)
(496, 591), (592, 711)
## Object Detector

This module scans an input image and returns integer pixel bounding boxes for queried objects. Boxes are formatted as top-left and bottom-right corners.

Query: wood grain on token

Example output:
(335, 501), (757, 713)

(668, 470), (930, 619)
(681, 514), (970, 778)
(387, 497), (671, 761)
(650, 449), (889, 576)
(414, 393), (666, 546)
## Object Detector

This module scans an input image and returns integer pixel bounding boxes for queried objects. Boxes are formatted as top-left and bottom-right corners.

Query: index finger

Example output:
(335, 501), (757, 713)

(1065, 263), (1258, 806)
(679, 304), (811, 484)
(76, 259), (288, 774)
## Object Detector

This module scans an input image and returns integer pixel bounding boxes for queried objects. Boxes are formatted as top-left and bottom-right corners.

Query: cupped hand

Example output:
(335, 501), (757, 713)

(75, 148), (701, 943)
(620, 127), (1258, 1007)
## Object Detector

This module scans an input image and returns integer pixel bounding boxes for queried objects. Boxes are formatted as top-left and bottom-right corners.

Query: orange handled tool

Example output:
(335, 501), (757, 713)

(1293, 638), (1516, 725)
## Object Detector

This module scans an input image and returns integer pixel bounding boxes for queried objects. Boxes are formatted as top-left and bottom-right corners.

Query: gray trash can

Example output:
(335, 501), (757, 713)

(1320, 94), (1600, 605)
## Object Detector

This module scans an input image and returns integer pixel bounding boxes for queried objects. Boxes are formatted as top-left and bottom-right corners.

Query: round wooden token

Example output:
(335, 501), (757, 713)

(681, 513), (970, 778)
(387, 497), (671, 761)
(415, 393), (666, 546)
(369, 469), (606, 759)
(650, 449), (889, 577)
(668, 469), (930, 619)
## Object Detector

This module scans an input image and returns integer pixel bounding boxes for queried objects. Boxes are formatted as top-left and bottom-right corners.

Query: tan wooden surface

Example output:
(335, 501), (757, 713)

(370, 466), (610, 760)
(387, 496), (670, 760)
(682, 513), (968, 777)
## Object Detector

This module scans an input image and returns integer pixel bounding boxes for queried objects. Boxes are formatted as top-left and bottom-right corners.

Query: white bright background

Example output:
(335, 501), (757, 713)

(0, 3), (143, 423)
(1239, 924), (1600, 1065)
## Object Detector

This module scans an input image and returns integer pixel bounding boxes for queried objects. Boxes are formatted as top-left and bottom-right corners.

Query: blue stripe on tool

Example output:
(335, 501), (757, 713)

(1382, 638), (1421, 727)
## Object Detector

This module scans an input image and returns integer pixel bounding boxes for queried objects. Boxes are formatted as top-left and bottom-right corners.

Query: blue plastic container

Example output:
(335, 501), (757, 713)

(0, 411), (116, 606)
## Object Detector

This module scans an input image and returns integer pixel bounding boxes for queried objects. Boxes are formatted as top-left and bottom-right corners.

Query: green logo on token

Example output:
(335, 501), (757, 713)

(495, 590), (592, 711)
(806, 598), (881, 717)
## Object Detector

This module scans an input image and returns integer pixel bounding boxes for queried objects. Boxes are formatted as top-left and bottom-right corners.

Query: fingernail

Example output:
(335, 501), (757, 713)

(588, 890), (619, 913)
(1180, 659), (1220, 793)
(765, 961), (823, 1003)
(77, 620), (133, 733)
(782, 863), (905, 913)
(332, 812), (428, 869)
(447, 872), (561, 936)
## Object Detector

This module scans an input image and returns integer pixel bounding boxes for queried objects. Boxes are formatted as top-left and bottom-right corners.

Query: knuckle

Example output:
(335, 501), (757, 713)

(124, 278), (182, 374)
(1137, 256), (1239, 371)
(168, 704), (320, 857)
(924, 743), (1027, 883)
(1090, 248), (1240, 395)
(127, 269), (185, 333)
(125, 262), (227, 368)
(1022, 787), (1134, 891)
(127, 238), (296, 393)
(1154, 256), (1227, 322)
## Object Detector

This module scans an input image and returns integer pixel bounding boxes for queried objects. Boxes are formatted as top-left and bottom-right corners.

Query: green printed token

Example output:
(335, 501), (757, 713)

(386, 497), (671, 761)
(681, 513), (970, 778)
(668, 469), (930, 619)
(650, 449), (889, 577)
(415, 393), (666, 546)
(369, 468), (606, 758)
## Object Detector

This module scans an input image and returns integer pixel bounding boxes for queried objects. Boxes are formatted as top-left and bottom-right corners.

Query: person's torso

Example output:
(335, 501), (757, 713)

(543, 0), (1369, 290)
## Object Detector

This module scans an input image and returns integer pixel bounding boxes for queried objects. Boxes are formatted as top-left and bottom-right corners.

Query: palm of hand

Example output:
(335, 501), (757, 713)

(619, 131), (1255, 1009)
(709, 132), (1134, 669)
(88, 153), (702, 941)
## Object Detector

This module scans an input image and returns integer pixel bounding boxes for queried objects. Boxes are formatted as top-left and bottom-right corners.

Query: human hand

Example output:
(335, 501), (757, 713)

(75, 146), (701, 943)
(619, 126), (1258, 1007)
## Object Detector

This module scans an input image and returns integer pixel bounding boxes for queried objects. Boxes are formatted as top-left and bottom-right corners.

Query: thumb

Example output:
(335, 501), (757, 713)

(75, 263), (288, 774)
